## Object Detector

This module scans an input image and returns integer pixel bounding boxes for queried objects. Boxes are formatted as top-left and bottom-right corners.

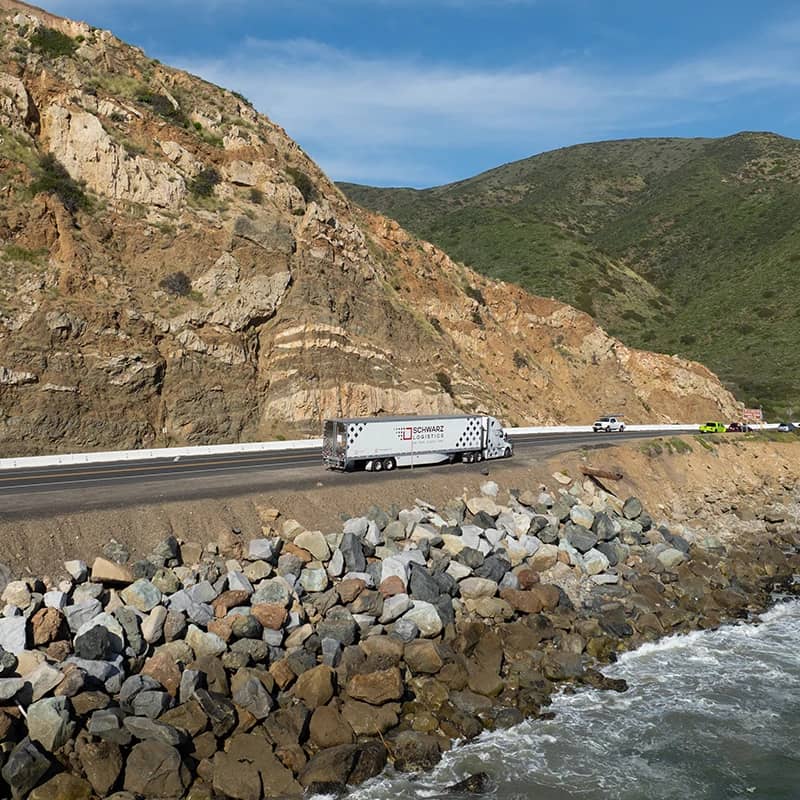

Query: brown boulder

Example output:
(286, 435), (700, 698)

(337, 578), (366, 603)
(251, 603), (288, 630)
(213, 590), (251, 618)
(124, 741), (190, 798)
(347, 667), (404, 705)
(141, 651), (182, 696)
(341, 699), (399, 735)
(292, 665), (335, 708)
(391, 731), (444, 772)
(299, 742), (387, 788)
(378, 576), (406, 597)
(404, 641), (444, 674)
(499, 588), (543, 614)
(31, 608), (67, 646)
(309, 705), (355, 748)
(77, 739), (123, 796)
(530, 583), (560, 611)
(28, 774), (92, 800)
(516, 568), (540, 589)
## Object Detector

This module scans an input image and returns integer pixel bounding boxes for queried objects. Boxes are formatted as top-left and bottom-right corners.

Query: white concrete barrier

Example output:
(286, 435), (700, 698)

(0, 423), (780, 470)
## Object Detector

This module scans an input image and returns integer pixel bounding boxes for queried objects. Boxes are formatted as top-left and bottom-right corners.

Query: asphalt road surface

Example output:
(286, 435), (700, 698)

(0, 429), (695, 519)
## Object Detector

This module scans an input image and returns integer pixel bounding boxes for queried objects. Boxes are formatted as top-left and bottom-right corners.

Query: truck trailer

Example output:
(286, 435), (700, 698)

(322, 414), (513, 472)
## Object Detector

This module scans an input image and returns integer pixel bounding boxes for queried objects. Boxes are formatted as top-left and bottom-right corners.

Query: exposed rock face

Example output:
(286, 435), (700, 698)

(0, 0), (740, 455)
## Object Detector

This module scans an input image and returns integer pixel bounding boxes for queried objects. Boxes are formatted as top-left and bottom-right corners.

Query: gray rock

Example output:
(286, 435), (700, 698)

(623, 497), (643, 520)
(124, 716), (184, 745)
(232, 675), (274, 719)
(391, 618), (419, 642)
(657, 548), (686, 571)
(300, 567), (329, 593)
(151, 536), (180, 565)
(251, 578), (292, 607)
(64, 599), (102, 634)
(151, 568), (181, 595)
(88, 708), (132, 746)
(103, 540), (130, 564)
(474, 555), (510, 583)
(186, 580), (218, 604)
(186, 625), (227, 659)
(227, 571), (254, 594)
(321, 637), (343, 667)
(0, 677), (25, 701)
(0, 616), (26, 654)
(114, 606), (144, 656)
(409, 565), (440, 603)
(0, 645), (18, 676)
(343, 517), (369, 537)
(317, 608), (358, 646)
(570, 504), (595, 529)
(401, 601), (442, 638)
(74, 626), (121, 661)
(341, 533), (366, 573)
(27, 697), (74, 752)
(120, 675), (163, 709)
(596, 541), (619, 567)
(120, 580), (162, 613)
(248, 539), (275, 561)
(43, 590), (67, 610)
(564, 523), (598, 554)
(132, 690), (172, 719)
(1, 738), (51, 798)
(179, 669), (205, 703)
(64, 560), (88, 582)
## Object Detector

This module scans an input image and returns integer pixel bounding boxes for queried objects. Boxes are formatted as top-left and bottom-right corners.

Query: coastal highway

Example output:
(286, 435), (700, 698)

(0, 429), (694, 519)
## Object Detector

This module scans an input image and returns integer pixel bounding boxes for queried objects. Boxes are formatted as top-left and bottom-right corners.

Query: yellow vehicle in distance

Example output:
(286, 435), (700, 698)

(699, 421), (727, 433)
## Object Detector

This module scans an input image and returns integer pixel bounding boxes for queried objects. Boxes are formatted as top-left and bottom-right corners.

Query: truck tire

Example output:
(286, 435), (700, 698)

(619, 425), (625, 432)
(383, 458), (395, 471)
(475, 451), (483, 462)
(504, 447), (512, 458)
(372, 459), (383, 472)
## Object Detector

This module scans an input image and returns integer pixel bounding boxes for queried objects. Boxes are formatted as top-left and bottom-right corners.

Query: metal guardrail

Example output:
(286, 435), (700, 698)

(0, 423), (779, 470)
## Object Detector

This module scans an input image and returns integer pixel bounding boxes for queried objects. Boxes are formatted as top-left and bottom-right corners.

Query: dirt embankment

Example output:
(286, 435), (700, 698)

(2, 436), (798, 580)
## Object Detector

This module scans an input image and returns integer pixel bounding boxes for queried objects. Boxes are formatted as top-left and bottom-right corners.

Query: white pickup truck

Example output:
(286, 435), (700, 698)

(592, 415), (625, 433)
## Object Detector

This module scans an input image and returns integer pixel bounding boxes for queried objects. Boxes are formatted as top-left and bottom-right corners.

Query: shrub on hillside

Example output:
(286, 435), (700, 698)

(29, 27), (78, 58)
(159, 271), (192, 296)
(435, 371), (454, 396)
(189, 167), (221, 198)
(286, 167), (316, 203)
(135, 90), (189, 127)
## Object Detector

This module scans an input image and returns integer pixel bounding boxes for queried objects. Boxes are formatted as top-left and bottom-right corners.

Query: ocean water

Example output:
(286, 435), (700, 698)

(341, 599), (800, 800)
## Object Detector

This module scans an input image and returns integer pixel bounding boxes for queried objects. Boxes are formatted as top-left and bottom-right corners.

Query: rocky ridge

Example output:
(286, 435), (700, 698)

(0, 463), (798, 798)
(0, 0), (739, 455)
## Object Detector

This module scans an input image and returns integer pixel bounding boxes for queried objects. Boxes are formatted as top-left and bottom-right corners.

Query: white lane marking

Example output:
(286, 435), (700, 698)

(0, 458), (323, 493)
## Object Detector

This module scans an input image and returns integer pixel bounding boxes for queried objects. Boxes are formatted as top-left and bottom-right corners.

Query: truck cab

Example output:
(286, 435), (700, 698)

(592, 416), (625, 433)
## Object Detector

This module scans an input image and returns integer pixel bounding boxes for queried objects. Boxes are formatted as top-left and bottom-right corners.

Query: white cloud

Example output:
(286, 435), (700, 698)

(171, 21), (800, 186)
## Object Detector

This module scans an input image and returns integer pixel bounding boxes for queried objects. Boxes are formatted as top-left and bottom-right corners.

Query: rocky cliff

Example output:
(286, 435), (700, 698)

(0, 1), (739, 455)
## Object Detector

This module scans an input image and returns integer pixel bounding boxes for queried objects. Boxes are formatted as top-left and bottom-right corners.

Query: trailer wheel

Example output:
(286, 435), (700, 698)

(475, 451), (483, 462)
(383, 458), (395, 471)
(463, 452), (473, 463)
(504, 447), (512, 458)
(373, 459), (383, 472)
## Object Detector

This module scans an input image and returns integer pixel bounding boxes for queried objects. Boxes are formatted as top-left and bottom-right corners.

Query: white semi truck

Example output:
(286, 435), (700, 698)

(322, 414), (513, 472)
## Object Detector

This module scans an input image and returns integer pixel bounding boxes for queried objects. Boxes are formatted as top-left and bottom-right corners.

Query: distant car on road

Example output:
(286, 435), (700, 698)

(777, 422), (798, 432)
(699, 421), (727, 433)
(726, 422), (753, 433)
(592, 416), (625, 433)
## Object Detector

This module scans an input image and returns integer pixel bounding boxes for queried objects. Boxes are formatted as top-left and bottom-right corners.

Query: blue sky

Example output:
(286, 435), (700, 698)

(45, 1), (800, 187)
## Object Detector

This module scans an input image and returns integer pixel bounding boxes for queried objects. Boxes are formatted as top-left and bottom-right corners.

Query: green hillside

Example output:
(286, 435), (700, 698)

(339, 133), (800, 417)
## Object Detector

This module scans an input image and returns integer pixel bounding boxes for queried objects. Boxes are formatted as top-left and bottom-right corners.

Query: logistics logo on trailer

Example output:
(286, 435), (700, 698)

(395, 424), (445, 442)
